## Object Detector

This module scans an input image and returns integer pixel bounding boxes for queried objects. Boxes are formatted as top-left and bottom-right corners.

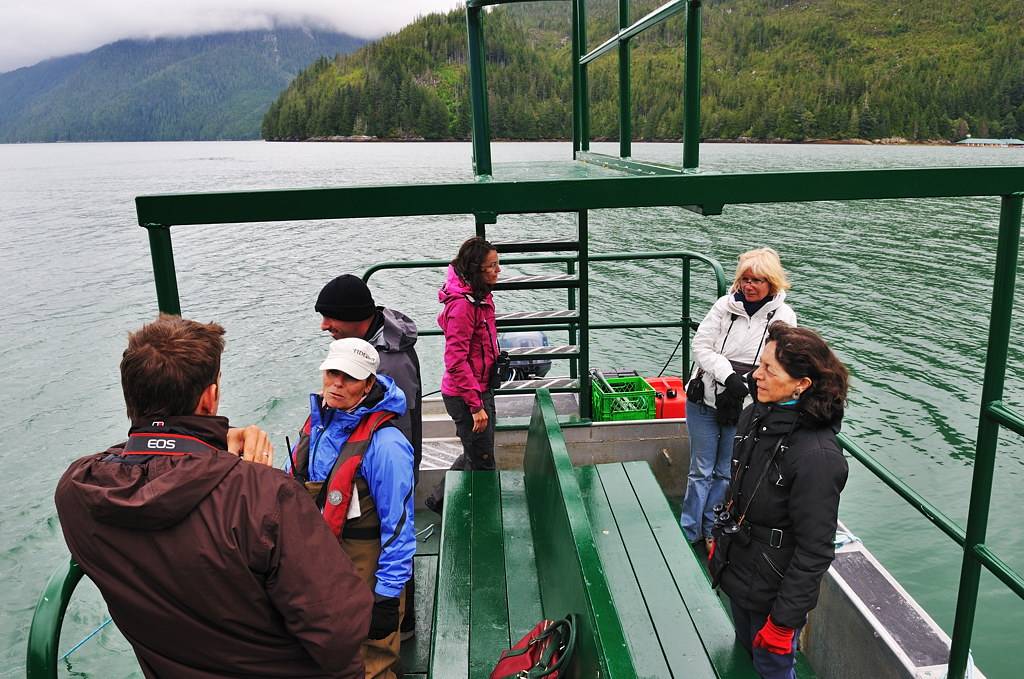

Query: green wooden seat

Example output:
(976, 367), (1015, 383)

(428, 389), (761, 678)
(578, 461), (759, 679)
(429, 470), (547, 678)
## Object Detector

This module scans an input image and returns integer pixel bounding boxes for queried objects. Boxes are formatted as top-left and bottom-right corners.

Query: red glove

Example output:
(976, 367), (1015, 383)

(707, 538), (716, 563)
(752, 617), (795, 655)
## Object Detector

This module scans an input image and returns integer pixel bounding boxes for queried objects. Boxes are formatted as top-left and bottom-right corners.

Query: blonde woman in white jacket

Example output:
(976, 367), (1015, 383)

(680, 248), (797, 547)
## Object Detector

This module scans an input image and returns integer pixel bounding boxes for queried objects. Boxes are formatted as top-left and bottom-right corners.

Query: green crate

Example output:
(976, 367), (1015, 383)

(591, 376), (657, 422)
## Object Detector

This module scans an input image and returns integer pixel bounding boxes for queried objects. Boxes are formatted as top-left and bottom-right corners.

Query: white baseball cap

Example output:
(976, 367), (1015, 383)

(319, 337), (380, 380)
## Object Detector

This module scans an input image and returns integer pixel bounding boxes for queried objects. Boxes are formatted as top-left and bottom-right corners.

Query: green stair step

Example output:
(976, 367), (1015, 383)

(491, 239), (580, 253)
(505, 344), (580, 359)
(495, 310), (580, 327)
(493, 273), (579, 290)
(497, 377), (580, 393)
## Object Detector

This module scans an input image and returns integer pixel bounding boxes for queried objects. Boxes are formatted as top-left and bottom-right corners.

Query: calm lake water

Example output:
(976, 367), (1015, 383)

(1, 141), (1022, 677)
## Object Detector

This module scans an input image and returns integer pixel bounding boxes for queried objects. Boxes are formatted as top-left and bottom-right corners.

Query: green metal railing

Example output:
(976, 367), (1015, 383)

(363, 250), (727, 418)
(467, 0), (701, 173)
(573, 0), (702, 168)
(828, 193), (1024, 676)
(26, 558), (84, 679)
(947, 193), (1024, 676)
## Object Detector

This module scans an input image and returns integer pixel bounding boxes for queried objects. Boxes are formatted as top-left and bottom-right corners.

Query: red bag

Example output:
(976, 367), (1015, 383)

(490, 615), (577, 679)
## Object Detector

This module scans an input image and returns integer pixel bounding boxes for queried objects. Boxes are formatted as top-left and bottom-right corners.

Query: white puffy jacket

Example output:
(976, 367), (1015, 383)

(689, 291), (797, 409)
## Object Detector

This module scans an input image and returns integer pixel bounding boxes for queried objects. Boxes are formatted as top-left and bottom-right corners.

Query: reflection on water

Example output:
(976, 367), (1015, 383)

(0, 141), (1021, 677)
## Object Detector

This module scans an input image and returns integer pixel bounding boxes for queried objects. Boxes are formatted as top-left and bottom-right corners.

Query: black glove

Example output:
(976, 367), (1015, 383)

(713, 374), (749, 426)
(714, 390), (743, 426)
(724, 373), (749, 400)
(368, 595), (400, 640)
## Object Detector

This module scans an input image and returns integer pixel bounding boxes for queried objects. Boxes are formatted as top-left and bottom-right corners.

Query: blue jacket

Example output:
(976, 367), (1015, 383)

(287, 374), (415, 598)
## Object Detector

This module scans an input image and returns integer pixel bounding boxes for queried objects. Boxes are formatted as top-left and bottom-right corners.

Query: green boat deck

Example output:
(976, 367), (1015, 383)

(417, 389), (800, 678)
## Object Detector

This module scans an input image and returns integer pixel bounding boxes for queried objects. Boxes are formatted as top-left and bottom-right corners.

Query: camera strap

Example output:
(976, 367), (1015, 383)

(716, 307), (775, 381)
(478, 303), (514, 391)
(124, 432), (214, 452)
(718, 314), (738, 355)
(689, 313), (738, 400)
(730, 413), (800, 528)
(751, 309), (776, 367)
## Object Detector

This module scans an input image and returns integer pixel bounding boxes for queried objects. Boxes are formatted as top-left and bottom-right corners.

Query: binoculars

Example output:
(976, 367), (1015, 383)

(712, 503), (750, 545)
(712, 503), (739, 533)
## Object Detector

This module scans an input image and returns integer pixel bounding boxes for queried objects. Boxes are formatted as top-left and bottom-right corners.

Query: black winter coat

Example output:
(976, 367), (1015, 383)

(712, 402), (848, 628)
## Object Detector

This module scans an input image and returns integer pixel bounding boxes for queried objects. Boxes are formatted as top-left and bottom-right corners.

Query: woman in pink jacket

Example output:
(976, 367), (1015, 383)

(425, 236), (501, 514)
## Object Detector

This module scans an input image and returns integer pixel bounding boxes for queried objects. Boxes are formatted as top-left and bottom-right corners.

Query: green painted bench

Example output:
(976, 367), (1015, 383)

(428, 389), (759, 678)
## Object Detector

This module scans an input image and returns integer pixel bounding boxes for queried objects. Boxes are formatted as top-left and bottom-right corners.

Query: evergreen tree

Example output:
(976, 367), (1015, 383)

(261, 1), (1024, 144)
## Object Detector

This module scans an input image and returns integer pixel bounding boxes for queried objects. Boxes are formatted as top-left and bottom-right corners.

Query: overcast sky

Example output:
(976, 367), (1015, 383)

(0, 0), (464, 73)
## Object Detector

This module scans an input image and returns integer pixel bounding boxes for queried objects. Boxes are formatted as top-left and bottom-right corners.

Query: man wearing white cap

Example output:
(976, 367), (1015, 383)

(286, 337), (416, 679)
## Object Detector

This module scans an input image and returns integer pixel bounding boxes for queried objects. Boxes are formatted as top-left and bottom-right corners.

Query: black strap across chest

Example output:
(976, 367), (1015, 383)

(729, 412), (800, 523)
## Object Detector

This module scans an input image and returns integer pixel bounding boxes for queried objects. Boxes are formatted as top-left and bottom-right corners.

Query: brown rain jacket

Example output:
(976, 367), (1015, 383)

(54, 415), (372, 678)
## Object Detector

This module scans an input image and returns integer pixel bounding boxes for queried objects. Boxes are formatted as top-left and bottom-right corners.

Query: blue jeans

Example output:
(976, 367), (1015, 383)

(680, 399), (736, 543)
(730, 600), (800, 679)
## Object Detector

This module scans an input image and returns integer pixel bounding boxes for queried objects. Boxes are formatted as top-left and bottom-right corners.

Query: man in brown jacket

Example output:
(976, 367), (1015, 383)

(55, 316), (372, 678)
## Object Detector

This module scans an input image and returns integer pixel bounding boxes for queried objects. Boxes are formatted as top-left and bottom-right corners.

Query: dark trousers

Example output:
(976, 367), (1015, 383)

(427, 391), (496, 508)
(729, 600), (800, 679)
(443, 391), (497, 472)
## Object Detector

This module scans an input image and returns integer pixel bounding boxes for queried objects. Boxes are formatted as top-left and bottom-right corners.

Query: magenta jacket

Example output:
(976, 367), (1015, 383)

(439, 265), (497, 411)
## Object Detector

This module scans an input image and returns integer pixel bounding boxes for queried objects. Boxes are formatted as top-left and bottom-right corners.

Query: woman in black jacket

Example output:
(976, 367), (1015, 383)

(709, 321), (849, 679)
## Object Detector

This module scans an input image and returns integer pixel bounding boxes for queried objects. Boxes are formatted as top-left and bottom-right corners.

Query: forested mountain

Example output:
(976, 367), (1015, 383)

(0, 29), (364, 142)
(263, 0), (1023, 142)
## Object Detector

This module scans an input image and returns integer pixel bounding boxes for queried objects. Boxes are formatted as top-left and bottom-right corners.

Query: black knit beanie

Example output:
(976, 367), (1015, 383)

(316, 275), (376, 321)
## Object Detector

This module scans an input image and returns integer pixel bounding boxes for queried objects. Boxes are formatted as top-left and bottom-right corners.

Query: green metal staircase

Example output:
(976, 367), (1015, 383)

(459, 0), (712, 412)
(482, 215), (591, 409)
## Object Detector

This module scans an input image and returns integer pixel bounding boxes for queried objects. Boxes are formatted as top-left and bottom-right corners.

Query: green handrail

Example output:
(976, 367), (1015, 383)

(838, 434), (966, 547)
(363, 250), (726, 396)
(573, 0), (701, 168)
(579, 0), (686, 65)
(947, 192), (1023, 677)
(26, 557), (84, 679)
(829, 194), (1024, 678)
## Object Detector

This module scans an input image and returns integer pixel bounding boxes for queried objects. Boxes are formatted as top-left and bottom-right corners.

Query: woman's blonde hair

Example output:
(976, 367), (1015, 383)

(731, 247), (790, 295)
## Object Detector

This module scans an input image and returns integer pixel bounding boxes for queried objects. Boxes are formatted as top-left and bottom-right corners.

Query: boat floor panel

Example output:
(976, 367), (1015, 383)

(398, 511), (442, 675)
(399, 554), (437, 676)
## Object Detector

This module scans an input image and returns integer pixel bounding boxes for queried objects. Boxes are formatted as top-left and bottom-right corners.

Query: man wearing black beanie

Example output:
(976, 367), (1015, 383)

(316, 275), (421, 471)
(315, 274), (422, 642)
(316, 274), (377, 322)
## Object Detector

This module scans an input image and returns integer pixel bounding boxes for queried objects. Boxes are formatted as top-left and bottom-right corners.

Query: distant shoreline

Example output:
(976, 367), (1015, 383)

(7, 137), (1003, 146)
(284, 135), (957, 146)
